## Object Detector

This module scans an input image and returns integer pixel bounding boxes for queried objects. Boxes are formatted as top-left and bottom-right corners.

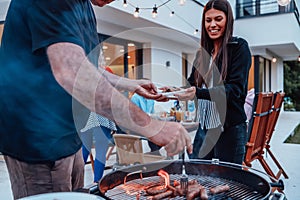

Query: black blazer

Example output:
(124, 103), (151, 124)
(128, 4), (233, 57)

(188, 37), (252, 129)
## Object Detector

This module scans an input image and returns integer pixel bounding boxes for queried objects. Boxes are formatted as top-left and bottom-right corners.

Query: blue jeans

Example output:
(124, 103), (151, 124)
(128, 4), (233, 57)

(81, 126), (113, 182)
(189, 122), (247, 164)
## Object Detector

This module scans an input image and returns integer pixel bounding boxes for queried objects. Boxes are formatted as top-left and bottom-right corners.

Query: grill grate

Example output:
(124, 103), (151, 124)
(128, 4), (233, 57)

(104, 174), (265, 200)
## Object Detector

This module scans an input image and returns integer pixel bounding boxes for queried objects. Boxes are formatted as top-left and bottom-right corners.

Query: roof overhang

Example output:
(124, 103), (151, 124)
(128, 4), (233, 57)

(251, 43), (300, 61)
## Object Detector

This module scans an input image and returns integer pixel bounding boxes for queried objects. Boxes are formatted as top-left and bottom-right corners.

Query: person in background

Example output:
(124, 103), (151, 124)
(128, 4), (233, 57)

(244, 88), (255, 124)
(80, 66), (117, 183)
(175, 0), (251, 164)
(131, 91), (162, 155)
(80, 112), (116, 183)
(0, 0), (192, 199)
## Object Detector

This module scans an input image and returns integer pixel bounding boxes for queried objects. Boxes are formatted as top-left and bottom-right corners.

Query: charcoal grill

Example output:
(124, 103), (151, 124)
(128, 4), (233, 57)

(97, 160), (285, 200)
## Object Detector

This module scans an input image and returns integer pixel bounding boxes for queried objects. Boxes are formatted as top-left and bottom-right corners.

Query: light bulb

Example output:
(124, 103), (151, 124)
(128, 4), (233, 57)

(152, 6), (158, 18)
(277, 0), (291, 6)
(123, 0), (127, 8)
(179, 0), (186, 5)
(134, 7), (139, 18)
(272, 57), (277, 63)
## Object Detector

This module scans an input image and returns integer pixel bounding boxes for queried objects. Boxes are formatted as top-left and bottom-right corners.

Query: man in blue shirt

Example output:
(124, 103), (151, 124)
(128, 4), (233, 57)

(0, 0), (192, 198)
(131, 93), (155, 115)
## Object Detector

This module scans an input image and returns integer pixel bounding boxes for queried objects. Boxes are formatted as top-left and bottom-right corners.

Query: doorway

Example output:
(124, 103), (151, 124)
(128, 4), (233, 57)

(98, 34), (143, 80)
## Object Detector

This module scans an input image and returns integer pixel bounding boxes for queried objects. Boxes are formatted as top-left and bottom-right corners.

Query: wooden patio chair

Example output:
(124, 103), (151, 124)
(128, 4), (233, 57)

(244, 91), (288, 181)
(88, 142), (116, 172)
(264, 91), (289, 179)
(244, 92), (274, 169)
(113, 134), (166, 166)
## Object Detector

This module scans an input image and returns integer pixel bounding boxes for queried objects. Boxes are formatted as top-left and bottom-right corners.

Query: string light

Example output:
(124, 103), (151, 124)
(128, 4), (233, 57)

(133, 7), (139, 18)
(123, 0), (200, 35)
(179, 0), (186, 5)
(152, 5), (158, 18)
(123, 0), (127, 8)
(277, 0), (291, 6)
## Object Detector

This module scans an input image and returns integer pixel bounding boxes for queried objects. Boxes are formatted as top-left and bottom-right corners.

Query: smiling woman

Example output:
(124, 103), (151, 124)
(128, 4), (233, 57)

(175, 0), (252, 165)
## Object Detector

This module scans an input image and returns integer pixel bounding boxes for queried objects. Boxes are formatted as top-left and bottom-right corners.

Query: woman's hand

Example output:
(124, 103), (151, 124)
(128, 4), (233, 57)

(174, 86), (196, 101)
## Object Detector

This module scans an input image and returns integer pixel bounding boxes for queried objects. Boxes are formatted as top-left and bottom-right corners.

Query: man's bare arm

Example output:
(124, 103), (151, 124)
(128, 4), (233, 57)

(47, 42), (192, 155)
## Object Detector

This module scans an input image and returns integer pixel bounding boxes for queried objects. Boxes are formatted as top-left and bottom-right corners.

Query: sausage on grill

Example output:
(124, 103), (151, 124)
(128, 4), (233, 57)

(186, 183), (202, 200)
(209, 184), (230, 194)
(200, 188), (208, 200)
(151, 190), (173, 200)
(188, 179), (198, 185)
(146, 185), (168, 195)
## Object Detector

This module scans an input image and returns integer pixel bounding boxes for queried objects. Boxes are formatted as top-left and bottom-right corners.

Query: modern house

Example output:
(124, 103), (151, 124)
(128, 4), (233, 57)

(1, 0), (299, 93)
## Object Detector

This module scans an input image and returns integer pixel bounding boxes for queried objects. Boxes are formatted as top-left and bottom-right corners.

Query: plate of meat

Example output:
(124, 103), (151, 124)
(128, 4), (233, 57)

(158, 87), (188, 98)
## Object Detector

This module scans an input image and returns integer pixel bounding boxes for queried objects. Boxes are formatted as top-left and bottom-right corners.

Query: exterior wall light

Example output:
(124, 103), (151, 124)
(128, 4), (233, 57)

(272, 57), (277, 63)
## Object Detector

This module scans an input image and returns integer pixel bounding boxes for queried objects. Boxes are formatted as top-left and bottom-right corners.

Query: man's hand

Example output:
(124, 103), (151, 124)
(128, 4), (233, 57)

(148, 121), (193, 157)
(135, 79), (169, 102)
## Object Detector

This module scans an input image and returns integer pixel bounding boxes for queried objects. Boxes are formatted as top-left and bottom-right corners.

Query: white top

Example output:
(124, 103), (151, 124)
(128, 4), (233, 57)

(81, 112), (117, 132)
(196, 57), (222, 130)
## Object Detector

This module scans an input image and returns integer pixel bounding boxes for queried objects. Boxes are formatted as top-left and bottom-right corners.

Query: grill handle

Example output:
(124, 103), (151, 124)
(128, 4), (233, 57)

(76, 183), (100, 195)
(189, 159), (280, 182)
(270, 179), (285, 191)
(124, 170), (143, 185)
(269, 192), (286, 200)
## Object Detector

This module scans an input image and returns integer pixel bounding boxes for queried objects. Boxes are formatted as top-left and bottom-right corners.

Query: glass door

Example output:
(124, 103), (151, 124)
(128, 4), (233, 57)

(99, 34), (142, 80)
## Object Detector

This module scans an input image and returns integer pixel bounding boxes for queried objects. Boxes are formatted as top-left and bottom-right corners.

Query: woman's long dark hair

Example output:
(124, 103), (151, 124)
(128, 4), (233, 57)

(194, 0), (234, 87)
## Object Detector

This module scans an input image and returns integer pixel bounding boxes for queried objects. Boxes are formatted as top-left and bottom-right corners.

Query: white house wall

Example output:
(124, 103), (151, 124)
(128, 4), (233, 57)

(151, 38), (185, 87)
(0, 0), (9, 21)
(271, 60), (284, 92)
(235, 13), (300, 51)
(94, 5), (200, 87)
(150, 33), (199, 86)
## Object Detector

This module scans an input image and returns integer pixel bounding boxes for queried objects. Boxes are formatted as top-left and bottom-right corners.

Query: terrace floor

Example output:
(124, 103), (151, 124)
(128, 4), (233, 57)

(0, 111), (299, 199)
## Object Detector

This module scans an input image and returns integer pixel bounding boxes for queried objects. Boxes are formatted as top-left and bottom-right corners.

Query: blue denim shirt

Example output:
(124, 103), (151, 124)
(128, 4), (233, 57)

(131, 93), (155, 114)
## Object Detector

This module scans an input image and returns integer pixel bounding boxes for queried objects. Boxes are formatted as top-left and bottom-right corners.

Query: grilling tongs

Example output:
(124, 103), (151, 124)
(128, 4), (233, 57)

(180, 146), (188, 195)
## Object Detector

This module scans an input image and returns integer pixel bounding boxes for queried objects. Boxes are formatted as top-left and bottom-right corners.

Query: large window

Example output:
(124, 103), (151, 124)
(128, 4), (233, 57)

(236, 0), (296, 18)
(254, 56), (272, 92)
(237, 0), (256, 17)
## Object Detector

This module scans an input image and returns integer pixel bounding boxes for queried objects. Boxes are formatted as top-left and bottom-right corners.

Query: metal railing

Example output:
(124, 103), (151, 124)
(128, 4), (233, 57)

(236, 0), (300, 25)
